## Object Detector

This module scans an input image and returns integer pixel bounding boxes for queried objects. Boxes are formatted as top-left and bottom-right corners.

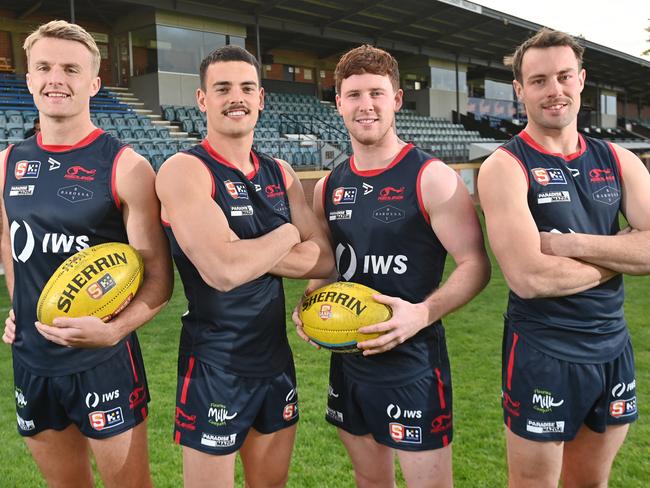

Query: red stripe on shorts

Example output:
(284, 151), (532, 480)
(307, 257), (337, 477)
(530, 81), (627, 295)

(435, 368), (446, 410)
(180, 356), (196, 405)
(141, 407), (148, 420)
(174, 431), (181, 444)
(125, 340), (139, 383)
(442, 435), (449, 447)
(506, 332), (519, 391)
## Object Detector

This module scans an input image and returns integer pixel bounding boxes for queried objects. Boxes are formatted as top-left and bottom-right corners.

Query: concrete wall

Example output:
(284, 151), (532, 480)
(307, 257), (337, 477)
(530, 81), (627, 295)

(403, 89), (430, 117)
(158, 72), (201, 107)
(129, 72), (160, 113)
(404, 89), (467, 121)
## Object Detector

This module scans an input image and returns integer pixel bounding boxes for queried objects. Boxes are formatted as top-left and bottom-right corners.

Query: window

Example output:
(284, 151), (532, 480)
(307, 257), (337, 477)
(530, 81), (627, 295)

(156, 25), (226, 74)
(430, 67), (466, 92)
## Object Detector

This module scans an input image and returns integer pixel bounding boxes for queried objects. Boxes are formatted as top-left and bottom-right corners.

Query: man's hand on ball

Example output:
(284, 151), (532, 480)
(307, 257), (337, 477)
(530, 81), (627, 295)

(2, 309), (16, 345)
(356, 295), (429, 356)
(291, 288), (321, 349)
(35, 316), (120, 348)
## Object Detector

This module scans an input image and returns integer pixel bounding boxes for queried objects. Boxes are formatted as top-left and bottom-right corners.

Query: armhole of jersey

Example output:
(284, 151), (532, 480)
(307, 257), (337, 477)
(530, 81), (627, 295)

(606, 141), (624, 187)
(274, 158), (289, 189)
(111, 145), (130, 211)
(321, 173), (330, 211)
(2, 144), (14, 197)
(190, 153), (216, 200)
(416, 158), (439, 226)
(498, 146), (530, 190)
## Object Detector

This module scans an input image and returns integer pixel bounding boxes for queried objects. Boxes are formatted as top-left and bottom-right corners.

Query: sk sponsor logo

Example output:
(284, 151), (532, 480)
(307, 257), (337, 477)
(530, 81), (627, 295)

(430, 414), (452, 433)
(332, 187), (357, 205)
(531, 168), (566, 186)
(9, 185), (34, 197)
(609, 397), (637, 418)
(273, 200), (289, 217)
(201, 432), (237, 448)
(378, 186), (405, 201)
(15, 160), (41, 180)
(532, 389), (564, 413)
(526, 419), (565, 434)
(208, 403), (238, 426)
(87, 273), (116, 299)
(175, 407), (197, 430)
(224, 180), (249, 199)
(89, 407), (124, 431)
(65, 165), (96, 181)
(537, 191), (571, 204)
(389, 422), (422, 444)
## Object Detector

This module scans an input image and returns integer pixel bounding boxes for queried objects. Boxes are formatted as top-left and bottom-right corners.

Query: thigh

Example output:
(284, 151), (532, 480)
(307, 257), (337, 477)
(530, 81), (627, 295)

(88, 420), (152, 488)
(338, 428), (395, 488)
(183, 445), (237, 488)
(239, 424), (297, 488)
(506, 428), (563, 488)
(396, 445), (452, 488)
(24, 424), (94, 488)
(561, 423), (629, 488)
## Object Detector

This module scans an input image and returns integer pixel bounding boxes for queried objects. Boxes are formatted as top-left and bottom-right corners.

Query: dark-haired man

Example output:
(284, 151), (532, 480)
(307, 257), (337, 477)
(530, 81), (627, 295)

(156, 45), (333, 487)
(479, 28), (650, 487)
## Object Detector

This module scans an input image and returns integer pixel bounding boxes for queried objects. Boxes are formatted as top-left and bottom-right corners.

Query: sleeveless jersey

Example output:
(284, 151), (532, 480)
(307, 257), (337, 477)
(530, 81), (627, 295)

(324, 143), (448, 384)
(164, 140), (292, 377)
(501, 131), (627, 363)
(3, 129), (131, 376)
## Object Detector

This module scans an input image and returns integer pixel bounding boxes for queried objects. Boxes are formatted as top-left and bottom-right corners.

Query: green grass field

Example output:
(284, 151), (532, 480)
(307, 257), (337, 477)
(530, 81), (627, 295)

(0, 242), (649, 486)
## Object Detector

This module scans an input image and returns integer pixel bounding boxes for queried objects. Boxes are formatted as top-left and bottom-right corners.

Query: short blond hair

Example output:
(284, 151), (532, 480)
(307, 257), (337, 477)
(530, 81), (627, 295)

(24, 20), (101, 76)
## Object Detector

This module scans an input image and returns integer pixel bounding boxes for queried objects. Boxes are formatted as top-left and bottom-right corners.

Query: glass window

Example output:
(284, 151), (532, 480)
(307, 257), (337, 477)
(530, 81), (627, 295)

(130, 25), (157, 76)
(430, 67), (466, 93)
(485, 79), (513, 101)
(228, 36), (245, 48)
(157, 25), (226, 74)
(600, 94), (617, 115)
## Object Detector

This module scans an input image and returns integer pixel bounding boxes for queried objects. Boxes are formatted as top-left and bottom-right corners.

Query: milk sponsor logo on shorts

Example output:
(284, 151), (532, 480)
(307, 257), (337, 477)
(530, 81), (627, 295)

(230, 205), (254, 217)
(329, 209), (352, 221)
(537, 191), (571, 204)
(386, 403), (422, 420)
(526, 419), (565, 434)
(609, 397), (637, 418)
(372, 205), (405, 224)
(592, 186), (620, 205)
(430, 414), (452, 433)
(389, 422), (422, 444)
(201, 432), (237, 448)
(611, 379), (635, 398)
(14, 388), (27, 408)
(15, 160), (41, 179)
(224, 180), (249, 199)
(531, 168), (566, 186)
(326, 406), (344, 422)
(9, 185), (35, 196)
(332, 187), (357, 205)
(208, 403), (238, 426)
(532, 389), (564, 413)
(17, 414), (35, 431)
(175, 407), (197, 430)
(89, 407), (124, 431)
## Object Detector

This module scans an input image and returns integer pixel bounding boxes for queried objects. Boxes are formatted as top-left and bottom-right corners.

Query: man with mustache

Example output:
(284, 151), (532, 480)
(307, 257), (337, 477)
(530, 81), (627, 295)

(479, 29), (650, 487)
(155, 45), (333, 487)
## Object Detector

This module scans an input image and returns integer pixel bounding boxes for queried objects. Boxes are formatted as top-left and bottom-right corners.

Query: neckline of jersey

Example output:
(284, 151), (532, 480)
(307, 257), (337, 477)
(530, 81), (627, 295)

(350, 142), (414, 177)
(201, 138), (259, 179)
(36, 128), (104, 153)
(519, 130), (586, 162)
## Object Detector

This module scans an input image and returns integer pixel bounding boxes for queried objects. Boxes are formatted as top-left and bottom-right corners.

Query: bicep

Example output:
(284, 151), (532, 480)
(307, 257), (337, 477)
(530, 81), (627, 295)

(618, 147), (650, 231)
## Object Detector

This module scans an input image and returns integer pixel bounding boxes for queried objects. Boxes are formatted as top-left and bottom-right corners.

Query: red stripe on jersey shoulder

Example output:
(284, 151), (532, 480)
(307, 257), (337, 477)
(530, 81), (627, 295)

(111, 145), (130, 211)
(519, 131), (586, 162)
(201, 139), (259, 179)
(606, 142), (624, 187)
(350, 143), (413, 177)
(37, 128), (104, 152)
(2, 144), (14, 195)
(321, 173), (331, 211)
(274, 158), (288, 189)
(416, 158), (441, 226)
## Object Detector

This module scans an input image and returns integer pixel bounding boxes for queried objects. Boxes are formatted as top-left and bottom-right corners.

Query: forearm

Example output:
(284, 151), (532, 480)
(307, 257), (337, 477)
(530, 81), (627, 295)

(270, 239), (335, 279)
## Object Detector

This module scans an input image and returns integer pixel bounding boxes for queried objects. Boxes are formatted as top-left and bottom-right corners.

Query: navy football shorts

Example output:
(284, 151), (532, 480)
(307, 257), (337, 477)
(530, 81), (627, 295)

(174, 354), (299, 455)
(502, 325), (637, 441)
(326, 345), (453, 451)
(13, 334), (149, 439)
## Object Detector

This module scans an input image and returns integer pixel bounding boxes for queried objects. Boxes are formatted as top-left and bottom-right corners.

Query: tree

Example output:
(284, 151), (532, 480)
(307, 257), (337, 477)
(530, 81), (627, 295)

(644, 19), (650, 56)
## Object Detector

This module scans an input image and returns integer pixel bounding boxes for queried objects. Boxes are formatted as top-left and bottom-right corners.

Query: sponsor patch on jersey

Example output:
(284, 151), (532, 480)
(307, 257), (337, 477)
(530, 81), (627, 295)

(9, 185), (35, 196)
(609, 397), (637, 418)
(273, 200), (289, 217)
(362, 182), (373, 195)
(592, 186), (620, 206)
(65, 165), (96, 181)
(48, 157), (61, 171)
(265, 184), (285, 198)
(326, 406), (344, 422)
(329, 210), (352, 221)
(224, 180), (249, 199)
(389, 422), (422, 444)
(230, 205), (254, 217)
(537, 191), (571, 204)
(531, 168), (566, 186)
(201, 432), (237, 448)
(372, 205), (405, 224)
(589, 168), (615, 183)
(283, 402), (298, 421)
(17, 413), (35, 431)
(89, 407), (124, 431)
(378, 186), (405, 201)
(57, 185), (94, 203)
(526, 419), (565, 434)
(332, 187), (357, 205)
(15, 160), (41, 180)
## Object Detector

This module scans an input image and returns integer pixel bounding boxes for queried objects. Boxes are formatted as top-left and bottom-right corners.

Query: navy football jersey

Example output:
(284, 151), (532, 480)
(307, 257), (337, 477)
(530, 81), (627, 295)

(3, 129), (132, 376)
(164, 140), (293, 377)
(324, 143), (448, 384)
(501, 131), (627, 362)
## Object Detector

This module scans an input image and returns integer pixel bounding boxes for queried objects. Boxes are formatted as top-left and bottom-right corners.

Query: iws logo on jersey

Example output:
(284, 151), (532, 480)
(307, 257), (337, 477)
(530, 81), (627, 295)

(15, 160), (41, 179)
(265, 183), (285, 198)
(332, 187), (357, 205)
(589, 168), (615, 183)
(65, 165), (96, 181)
(224, 180), (249, 199)
(378, 186), (405, 201)
(57, 185), (93, 203)
(592, 186), (620, 206)
(531, 168), (566, 186)
(372, 205), (405, 224)
(10, 220), (90, 263)
(537, 191), (571, 204)
(9, 185), (35, 196)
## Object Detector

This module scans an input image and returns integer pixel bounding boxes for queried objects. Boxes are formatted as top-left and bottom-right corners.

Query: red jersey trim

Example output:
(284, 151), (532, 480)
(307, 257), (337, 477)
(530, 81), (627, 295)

(321, 173), (330, 211)
(180, 356), (196, 405)
(518, 130), (586, 162)
(2, 144), (14, 196)
(201, 139), (259, 179)
(435, 367), (446, 410)
(606, 142), (624, 187)
(37, 128), (104, 152)
(416, 158), (440, 226)
(125, 340), (139, 383)
(350, 143), (414, 177)
(275, 158), (288, 189)
(161, 218), (171, 227)
(498, 147), (530, 190)
(111, 146), (130, 211)
(506, 332), (519, 391)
